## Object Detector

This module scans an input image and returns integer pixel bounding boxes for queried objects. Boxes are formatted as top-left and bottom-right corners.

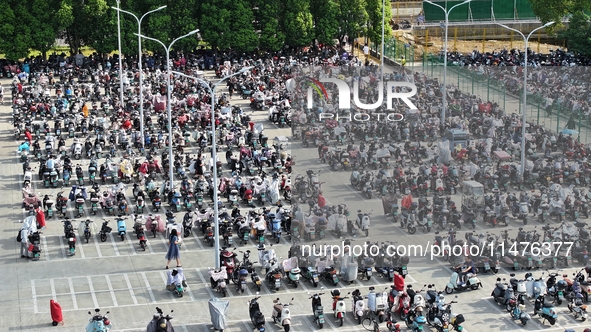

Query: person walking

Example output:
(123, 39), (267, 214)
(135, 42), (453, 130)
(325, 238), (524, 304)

(165, 229), (181, 269)
(20, 227), (30, 258)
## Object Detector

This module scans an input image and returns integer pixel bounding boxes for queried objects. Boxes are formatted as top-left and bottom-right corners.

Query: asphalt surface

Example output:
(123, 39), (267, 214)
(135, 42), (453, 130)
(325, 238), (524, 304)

(3, 67), (591, 332)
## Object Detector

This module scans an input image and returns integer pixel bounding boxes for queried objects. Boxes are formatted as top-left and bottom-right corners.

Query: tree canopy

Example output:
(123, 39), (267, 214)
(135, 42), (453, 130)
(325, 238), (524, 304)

(0, 0), (384, 60)
(529, 0), (591, 56)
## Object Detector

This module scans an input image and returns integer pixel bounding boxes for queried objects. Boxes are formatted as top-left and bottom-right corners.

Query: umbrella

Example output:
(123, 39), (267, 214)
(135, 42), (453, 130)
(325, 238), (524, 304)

(561, 129), (578, 135)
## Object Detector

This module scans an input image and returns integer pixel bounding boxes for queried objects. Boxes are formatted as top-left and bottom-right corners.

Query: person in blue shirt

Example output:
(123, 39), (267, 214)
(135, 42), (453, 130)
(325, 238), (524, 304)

(457, 257), (477, 284)
(18, 141), (30, 152)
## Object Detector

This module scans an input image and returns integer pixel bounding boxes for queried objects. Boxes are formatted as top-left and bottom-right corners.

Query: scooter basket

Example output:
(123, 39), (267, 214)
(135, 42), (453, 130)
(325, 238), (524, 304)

(453, 314), (465, 325)
(104, 226), (112, 233)
(239, 269), (249, 277)
(401, 256), (410, 265)
(331, 289), (341, 297)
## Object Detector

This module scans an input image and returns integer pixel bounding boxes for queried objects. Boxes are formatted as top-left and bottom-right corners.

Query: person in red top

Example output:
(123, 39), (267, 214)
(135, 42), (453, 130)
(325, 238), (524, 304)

(122, 119), (132, 130)
(317, 192), (326, 208)
(36, 206), (46, 229)
(24, 130), (33, 142)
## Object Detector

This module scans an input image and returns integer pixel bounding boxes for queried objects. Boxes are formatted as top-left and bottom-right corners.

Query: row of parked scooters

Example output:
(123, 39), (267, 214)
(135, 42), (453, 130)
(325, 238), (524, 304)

(83, 307), (174, 332)
(491, 268), (591, 326)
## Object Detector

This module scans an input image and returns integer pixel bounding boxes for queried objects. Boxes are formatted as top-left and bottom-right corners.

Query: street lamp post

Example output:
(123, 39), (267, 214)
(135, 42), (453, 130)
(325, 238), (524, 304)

(171, 67), (253, 269)
(112, 5), (167, 152)
(381, 0), (385, 83)
(135, 30), (200, 191)
(496, 21), (555, 178)
(424, 0), (472, 127)
(115, 0), (125, 105)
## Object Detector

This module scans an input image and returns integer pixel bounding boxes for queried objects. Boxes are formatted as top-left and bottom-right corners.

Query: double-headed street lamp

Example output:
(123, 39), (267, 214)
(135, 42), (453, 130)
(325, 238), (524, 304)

(171, 67), (253, 269)
(424, 0), (472, 127)
(111, 4), (167, 152)
(135, 30), (200, 190)
(115, 0), (125, 104)
(496, 21), (555, 178)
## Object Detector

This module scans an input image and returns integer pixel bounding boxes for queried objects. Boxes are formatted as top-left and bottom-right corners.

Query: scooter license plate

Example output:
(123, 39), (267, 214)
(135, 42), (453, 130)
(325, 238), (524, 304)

(484, 262), (490, 270)
(275, 281), (281, 288)
(402, 266), (408, 275)
(367, 270), (372, 277)
(313, 276), (319, 282)
(319, 316), (325, 324)
(514, 262), (519, 269)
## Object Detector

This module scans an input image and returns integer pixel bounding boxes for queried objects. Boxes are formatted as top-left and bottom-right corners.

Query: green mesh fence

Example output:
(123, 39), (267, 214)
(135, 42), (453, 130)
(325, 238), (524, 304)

(423, 0), (538, 22)
(421, 53), (591, 144)
(368, 37), (415, 66)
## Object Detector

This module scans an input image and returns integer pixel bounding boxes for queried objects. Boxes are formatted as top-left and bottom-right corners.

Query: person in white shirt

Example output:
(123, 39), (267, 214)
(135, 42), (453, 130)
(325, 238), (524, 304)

(20, 227), (30, 258)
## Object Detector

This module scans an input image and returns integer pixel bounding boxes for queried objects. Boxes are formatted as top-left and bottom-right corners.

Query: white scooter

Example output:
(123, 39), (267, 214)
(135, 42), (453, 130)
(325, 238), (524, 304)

(331, 290), (351, 326)
(367, 287), (389, 323)
(259, 245), (278, 273)
(525, 272), (547, 299)
(272, 297), (294, 332)
(352, 289), (366, 324)
(445, 268), (482, 294)
(355, 209), (372, 237)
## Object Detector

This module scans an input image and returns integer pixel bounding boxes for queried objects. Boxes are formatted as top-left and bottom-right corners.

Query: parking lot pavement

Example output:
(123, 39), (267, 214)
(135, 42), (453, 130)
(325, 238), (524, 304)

(4, 74), (591, 332)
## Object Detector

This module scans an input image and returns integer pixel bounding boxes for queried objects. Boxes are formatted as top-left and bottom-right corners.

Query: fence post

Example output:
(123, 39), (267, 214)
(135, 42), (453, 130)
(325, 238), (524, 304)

(556, 105), (561, 133)
(578, 111), (582, 142)
(537, 98), (540, 124)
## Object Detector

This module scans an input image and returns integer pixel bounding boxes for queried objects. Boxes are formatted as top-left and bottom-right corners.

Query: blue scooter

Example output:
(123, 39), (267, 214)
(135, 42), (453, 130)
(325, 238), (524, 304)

(405, 313), (427, 331)
(85, 308), (112, 332)
(171, 192), (182, 212)
(116, 215), (127, 241)
(271, 218), (281, 244)
(533, 294), (557, 325)
(511, 303), (531, 326)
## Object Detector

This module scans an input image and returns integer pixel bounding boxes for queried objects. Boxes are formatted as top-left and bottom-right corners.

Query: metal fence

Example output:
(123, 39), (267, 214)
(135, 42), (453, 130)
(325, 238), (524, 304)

(422, 53), (591, 144)
(423, 0), (538, 22)
(369, 37), (415, 66)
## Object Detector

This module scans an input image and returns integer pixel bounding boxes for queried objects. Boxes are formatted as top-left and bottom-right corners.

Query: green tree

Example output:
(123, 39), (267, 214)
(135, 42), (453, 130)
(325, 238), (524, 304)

(199, 0), (232, 50)
(365, 0), (391, 51)
(253, 0), (285, 51)
(29, 0), (62, 59)
(559, 11), (591, 56)
(529, 0), (591, 27)
(226, 0), (258, 51)
(337, 0), (368, 42)
(0, 1), (16, 58)
(310, 0), (340, 45)
(58, 0), (110, 54)
(280, 0), (313, 47)
(3, 1), (32, 60)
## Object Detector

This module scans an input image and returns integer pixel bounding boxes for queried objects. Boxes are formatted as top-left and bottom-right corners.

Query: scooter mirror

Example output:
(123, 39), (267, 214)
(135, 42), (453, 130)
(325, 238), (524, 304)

(88, 311), (92, 314)
(106, 311), (109, 314)
(321, 286), (325, 290)
(95, 309), (100, 312)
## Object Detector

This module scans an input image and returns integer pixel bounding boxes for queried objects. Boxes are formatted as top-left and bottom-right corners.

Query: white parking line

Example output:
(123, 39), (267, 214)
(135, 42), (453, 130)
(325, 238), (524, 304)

(67, 278), (78, 310)
(108, 232), (120, 256)
(123, 274), (139, 305)
(190, 228), (205, 250)
(125, 233), (138, 255)
(41, 235), (50, 261)
(57, 235), (67, 259)
(49, 279), (56, 300)
(87, 276), (99, 308)
(31, 280), (38, 314)
(92, 235), (103, 257)
(160, 271), (177, 302)
(104, 275), (118, 307)
(140, 272), (156, 303)
(481, 296), (541, 331)
(181, 325), (189, 332)
(195, 269), (216, 299)
(75, 234), (85, 258)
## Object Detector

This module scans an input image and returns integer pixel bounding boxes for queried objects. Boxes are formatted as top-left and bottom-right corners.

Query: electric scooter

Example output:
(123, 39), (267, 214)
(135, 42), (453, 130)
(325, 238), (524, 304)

(271, 297), (294, 332)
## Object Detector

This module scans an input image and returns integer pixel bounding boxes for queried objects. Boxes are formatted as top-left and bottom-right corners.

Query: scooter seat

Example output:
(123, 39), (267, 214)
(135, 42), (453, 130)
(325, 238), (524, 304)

(543, 303), (554, 308)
